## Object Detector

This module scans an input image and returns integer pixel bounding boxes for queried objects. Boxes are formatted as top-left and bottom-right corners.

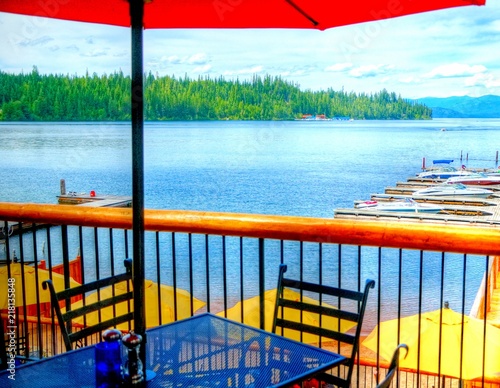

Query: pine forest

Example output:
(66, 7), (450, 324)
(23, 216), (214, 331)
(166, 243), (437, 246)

(0, 67), (432, 121)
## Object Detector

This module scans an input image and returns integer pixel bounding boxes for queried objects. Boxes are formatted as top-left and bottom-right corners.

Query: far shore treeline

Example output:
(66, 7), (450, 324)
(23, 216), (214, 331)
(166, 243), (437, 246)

(0, 67), (432, 121)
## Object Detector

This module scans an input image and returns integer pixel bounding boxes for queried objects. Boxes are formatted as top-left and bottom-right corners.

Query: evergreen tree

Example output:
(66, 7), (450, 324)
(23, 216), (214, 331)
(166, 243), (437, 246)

(0, 69), (432, 121)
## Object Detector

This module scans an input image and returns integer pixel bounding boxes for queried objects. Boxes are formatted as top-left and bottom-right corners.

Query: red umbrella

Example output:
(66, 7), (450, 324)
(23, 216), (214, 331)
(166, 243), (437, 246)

(0, 1), (485, 29)
(0, 0), (486, 373)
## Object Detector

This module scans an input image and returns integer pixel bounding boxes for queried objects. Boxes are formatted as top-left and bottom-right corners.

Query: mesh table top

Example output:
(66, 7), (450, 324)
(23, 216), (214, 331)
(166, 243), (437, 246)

(1, 313), (345, 387)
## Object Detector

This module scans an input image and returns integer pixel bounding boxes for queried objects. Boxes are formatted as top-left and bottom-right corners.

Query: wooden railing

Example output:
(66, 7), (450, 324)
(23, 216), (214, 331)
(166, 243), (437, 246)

(2, 202), (500, 255)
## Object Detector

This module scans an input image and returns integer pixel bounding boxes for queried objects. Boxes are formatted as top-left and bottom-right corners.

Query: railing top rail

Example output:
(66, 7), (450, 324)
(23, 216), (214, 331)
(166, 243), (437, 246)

(1, 202), (499, 255)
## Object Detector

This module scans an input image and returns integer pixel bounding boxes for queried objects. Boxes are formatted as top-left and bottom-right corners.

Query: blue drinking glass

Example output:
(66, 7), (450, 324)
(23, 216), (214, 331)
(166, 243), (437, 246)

(95, 340), (122, 388)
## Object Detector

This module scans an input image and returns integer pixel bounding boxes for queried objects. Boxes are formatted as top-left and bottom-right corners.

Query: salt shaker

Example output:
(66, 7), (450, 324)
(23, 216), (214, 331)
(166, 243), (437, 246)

(122, 331), (144, 385)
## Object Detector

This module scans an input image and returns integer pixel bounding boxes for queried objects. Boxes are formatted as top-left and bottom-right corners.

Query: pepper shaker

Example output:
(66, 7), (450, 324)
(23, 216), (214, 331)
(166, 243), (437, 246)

(122, 331), (144, 385)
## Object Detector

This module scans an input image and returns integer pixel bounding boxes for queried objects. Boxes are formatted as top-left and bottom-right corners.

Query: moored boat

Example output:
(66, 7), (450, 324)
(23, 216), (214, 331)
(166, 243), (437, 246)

(355, 198), (442, 213)
(412, 183), (493, 198)
(417, 166), (474, 179)
(446, 173), (500, 185)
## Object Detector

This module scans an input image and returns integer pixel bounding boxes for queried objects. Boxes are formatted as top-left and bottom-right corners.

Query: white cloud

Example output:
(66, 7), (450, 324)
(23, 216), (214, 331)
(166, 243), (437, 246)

(160, 55), (182, 64)
(325, 63), (353, 72)
(66, 44), (80, 52)
(223, 66), (264, 76)
(193, 64), (212, 73)
(398, 76), (421, 84)
(18, 36), (53, 47)
(465, 73), (500, 88)
(157, 53), (209, 66)
(280, 69), (308, 77)
(81, 50), (108, 58)
(187, 53), (208, 65)
(425, 63), (487, 78)
(349, 64), (394, 78)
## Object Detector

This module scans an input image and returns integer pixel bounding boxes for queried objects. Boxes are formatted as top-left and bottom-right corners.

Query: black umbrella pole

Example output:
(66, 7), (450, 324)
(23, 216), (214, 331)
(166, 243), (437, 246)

(130, 0), (146, 382)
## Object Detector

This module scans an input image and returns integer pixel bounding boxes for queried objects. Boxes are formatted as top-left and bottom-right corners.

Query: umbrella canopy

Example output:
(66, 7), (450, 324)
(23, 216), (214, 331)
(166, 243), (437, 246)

(362, 307), (500, 380)
(217, 288), (356, 344)
(0, 0), (485, 29)
(68, 279), (205, 329)
(0, 263), (80, 309)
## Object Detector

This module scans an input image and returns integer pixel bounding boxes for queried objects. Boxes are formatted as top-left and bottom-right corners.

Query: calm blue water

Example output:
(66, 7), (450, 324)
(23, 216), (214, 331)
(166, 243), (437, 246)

(2, 119), (500, 217)
(1, 119), (499, 315)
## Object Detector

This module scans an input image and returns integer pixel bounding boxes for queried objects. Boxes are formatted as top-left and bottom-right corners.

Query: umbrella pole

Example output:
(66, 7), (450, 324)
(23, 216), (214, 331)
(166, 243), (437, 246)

(130, 0), (146, 379)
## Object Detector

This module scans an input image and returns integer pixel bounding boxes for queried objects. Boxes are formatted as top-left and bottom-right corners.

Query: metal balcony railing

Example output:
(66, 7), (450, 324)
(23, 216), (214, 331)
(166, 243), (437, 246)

(1, 202), (500, 387)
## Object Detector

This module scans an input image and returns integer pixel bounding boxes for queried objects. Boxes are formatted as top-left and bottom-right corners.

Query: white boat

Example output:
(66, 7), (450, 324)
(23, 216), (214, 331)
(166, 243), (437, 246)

(446, 173), (500, 186)
(413, 183), (493, 198)
(417, 166), (474, 179)
(355, 200), (378, 209)
(355, 199), (442, 213)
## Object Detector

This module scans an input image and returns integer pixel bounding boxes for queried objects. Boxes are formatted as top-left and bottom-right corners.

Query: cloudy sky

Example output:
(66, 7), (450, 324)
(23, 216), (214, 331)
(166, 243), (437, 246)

(0, 1), (499, 99)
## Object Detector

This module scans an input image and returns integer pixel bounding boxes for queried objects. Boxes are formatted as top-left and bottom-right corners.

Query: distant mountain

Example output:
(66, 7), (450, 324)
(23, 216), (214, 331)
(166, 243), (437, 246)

(414, 95), (500, 118)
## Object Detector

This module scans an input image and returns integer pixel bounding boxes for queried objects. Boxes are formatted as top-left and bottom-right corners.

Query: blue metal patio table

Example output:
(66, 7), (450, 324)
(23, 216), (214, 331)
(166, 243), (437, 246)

(0, 313), (345, 387)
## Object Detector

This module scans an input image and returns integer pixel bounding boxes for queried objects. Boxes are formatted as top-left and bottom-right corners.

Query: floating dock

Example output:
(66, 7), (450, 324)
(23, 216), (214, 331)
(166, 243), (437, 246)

(1, 181), (131, 243)
(334, 169), (500, 227)
(58, 193), (132, 207)
(57, 179), (131, 208)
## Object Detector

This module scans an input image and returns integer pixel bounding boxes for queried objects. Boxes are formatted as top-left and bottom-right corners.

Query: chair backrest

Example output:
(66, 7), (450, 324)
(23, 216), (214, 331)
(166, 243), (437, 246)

(376, 344), (408, 388)
(42, 258), (134, 352)
(272, 264), (375, 388)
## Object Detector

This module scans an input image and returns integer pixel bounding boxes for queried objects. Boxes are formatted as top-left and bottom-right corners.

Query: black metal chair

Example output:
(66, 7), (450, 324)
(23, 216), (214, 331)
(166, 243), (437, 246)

(42, 258), (134, 352)
(272, 263), (375, 388)
(376, 344), (408, 388)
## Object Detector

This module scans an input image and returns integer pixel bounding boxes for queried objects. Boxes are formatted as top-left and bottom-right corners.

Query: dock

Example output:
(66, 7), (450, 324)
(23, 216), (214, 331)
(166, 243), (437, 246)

(57, 179), (131, 208)
(335, 173), (500, 227)
(58, 193), (132, 207)
(1, 181), (131, 243)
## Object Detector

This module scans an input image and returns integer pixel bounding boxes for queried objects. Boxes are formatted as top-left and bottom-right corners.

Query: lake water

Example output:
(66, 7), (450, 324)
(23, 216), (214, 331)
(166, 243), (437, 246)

(2, 119), (500, 218)
(1, 119), (499, 314)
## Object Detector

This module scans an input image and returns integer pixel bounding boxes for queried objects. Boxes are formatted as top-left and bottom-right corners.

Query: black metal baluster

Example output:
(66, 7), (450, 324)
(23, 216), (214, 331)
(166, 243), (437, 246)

(417, 250), (424, 388)
(239, 237), (244, 323)
(222, 236), (227, 314)
(188, 233), (194, 316)
(172, 233), (178, 322)
(438, 252), (446, 387)
(480, 255), (489, 386)
(155, 231), (162, 325)
(205, 234), (211, 313)
(397, 249), (403, 388)
(258, 238), (265, 331)
(94, 226), (101, 338)
(32, 223), (43, 359)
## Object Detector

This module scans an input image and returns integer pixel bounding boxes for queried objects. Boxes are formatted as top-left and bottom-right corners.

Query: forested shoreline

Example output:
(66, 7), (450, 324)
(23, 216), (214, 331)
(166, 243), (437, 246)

(0, 67), (432, 121)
